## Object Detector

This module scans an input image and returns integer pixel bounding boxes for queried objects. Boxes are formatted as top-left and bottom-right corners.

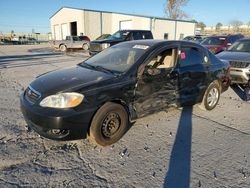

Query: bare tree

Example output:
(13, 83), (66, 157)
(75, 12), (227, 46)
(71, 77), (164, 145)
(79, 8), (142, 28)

(229, 20), (243, 32)
(216, 22), (223, 31)
(196, 22), (206, 31)
(164, 0), (189, 19)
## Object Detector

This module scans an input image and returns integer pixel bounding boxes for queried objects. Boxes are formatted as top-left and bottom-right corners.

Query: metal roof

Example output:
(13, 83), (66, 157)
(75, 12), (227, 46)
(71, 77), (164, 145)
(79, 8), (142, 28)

(50, 6), (196, 24)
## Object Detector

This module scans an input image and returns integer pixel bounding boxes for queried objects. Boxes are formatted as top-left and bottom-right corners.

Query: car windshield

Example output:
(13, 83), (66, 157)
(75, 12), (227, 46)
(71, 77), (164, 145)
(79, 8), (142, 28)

(80, 44), (149, 73)
(227, 40), (250, 52)
(108, 31), (130, 40)
(201, 37), (225, 45)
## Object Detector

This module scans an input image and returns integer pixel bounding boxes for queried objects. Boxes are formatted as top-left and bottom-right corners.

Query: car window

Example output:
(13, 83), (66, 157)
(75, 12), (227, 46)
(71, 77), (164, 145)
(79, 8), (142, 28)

(179, 47), (204, 67)
(133, 32), (142, 40)
(72, 36), (79, 41)
(229, 36), (237, 44)
(142, 32), (153, 39)
(146, 48), (178, 69)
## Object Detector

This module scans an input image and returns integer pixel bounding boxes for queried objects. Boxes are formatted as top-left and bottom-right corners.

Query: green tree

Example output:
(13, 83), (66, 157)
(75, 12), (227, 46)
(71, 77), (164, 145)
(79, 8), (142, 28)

(164, 0), (189, 19)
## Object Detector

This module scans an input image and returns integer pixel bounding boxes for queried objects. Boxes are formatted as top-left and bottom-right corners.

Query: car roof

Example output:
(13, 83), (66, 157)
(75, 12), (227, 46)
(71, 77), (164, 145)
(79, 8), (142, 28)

(209, 34), (243, 38)
(117, 39), (206, 49)
(118, 29), (151, 32)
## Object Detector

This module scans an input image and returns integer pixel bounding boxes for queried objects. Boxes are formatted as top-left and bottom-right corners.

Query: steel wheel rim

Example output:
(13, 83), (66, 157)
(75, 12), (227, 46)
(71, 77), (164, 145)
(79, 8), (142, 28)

(101, 112), (121, 138)
(207, 88), (219, 107)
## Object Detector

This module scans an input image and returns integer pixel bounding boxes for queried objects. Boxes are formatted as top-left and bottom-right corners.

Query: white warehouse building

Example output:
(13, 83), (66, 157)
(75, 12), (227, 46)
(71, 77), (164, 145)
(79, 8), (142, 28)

(50, 7), (196, 41)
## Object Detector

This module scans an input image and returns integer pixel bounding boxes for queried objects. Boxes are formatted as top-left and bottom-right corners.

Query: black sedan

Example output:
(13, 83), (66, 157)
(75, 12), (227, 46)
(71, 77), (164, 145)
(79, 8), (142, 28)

(20, 40), (230, 146)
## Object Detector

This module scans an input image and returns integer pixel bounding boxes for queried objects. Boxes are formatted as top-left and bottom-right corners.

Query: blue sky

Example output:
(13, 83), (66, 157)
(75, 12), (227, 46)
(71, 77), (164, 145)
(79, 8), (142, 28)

(0, 0), (249, 34)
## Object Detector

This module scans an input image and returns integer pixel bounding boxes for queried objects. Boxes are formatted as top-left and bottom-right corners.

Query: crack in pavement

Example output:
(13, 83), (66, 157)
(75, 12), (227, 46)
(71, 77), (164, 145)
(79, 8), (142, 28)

(193, 113), (250, 136)
(75, 144), (109, 185)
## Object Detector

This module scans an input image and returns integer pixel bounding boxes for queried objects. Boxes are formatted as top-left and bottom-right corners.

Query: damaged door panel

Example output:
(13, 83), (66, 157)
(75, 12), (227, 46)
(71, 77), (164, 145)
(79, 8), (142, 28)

(133, 46), (179, 118)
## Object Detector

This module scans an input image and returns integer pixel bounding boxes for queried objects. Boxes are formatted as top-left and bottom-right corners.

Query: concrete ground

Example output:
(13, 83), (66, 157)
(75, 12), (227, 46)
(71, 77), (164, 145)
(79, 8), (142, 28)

(0, 44), (249, 188)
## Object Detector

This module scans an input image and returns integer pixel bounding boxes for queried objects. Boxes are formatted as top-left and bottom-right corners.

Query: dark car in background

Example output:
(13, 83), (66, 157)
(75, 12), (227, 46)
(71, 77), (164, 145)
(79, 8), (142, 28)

(183, 35), (206, 43)
(201, 34), (244, 54)
(20, 40), (230, 146)
(89, 30), (153, 55)
(216, 38), (250, 85)
(95, 34), (112, 41)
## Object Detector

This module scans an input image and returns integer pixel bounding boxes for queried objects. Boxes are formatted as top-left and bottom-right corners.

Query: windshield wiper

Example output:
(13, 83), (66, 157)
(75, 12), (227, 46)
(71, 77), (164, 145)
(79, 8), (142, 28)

(79, 63), (96, 69)
(94, 66), (115, 74)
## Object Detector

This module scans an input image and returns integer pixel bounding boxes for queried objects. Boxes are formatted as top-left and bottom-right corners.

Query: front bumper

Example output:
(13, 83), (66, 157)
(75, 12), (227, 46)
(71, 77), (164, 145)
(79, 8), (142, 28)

(230, 68), (250, 84)
(20, 93), (97, 140)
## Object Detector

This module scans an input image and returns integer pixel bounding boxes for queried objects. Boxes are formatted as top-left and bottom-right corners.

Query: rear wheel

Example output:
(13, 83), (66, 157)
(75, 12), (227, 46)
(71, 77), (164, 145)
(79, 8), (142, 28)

(59, 44), (67, 52)
(83, 43), (89, 50)
(89, 102), (129, 146)
(199, 82), (220, 111)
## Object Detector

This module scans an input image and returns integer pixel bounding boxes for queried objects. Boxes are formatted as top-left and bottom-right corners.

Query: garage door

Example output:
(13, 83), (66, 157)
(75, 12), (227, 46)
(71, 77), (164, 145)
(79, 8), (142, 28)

(120, 20), (132, 30)
(54, 25), (60, 40)
(61, 23), (69, 40)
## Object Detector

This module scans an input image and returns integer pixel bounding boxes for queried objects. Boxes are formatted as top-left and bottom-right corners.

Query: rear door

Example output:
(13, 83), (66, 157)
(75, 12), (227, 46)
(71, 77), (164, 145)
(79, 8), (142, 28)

(177, 44), (210, 105)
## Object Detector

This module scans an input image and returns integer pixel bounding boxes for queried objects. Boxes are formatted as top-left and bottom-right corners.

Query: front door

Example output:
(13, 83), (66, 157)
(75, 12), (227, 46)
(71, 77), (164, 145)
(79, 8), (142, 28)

(133, 47), (179, 117)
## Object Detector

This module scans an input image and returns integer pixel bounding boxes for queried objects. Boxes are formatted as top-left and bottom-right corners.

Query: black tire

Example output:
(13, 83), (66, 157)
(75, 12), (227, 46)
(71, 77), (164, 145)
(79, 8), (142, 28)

(59, 44), (67, 52)
(89, 102), (129, 146)
(199, 82), (221, 111)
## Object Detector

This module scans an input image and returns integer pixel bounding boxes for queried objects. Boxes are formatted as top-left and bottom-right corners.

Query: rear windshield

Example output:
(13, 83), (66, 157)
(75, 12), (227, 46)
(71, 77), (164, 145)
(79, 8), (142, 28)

(201, 37), (225, 45)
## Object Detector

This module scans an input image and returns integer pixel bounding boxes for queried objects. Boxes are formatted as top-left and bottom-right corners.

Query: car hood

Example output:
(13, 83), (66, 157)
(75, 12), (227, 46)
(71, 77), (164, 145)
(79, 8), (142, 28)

(30, 66), (114, 95)
(216, 51), (250, 61)
(91, 38), (123, 44)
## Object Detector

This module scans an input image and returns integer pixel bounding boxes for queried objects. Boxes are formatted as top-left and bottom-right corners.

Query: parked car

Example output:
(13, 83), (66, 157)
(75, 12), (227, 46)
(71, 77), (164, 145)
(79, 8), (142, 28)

(89, 30), (153, 55)
(20, 40), (230, 146)
(96, 34), (111, 40)
(183, 35), (206, 43)
(50, 35), (90, 52)
(216, 38), (250, 86)
(201, 34), (244, 54)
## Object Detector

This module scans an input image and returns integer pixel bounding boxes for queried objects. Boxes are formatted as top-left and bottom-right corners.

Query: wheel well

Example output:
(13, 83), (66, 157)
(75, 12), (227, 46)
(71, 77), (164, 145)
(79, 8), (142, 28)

(213, 80), (222, 92)
(87, 100), (131, 135)
(109, 99), (131, 117)
(59, 44), (66, 48)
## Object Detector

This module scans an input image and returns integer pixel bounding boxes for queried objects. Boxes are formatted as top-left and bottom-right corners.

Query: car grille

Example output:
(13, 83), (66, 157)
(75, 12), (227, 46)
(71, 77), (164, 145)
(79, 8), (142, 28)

(89, 43), (102, 52)
(229, 61), (250, 68)
(24, 86), (41, 104)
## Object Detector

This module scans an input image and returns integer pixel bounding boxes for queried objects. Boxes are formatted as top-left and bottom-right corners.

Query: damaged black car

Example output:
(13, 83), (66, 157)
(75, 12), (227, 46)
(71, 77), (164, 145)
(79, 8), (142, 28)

(20, 40), (230, 146)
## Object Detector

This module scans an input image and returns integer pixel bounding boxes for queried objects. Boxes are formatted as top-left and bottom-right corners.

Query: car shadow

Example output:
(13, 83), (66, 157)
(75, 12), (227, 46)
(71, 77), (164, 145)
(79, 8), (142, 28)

(230, 84), (249, 101)
(164, 106), (193, 188)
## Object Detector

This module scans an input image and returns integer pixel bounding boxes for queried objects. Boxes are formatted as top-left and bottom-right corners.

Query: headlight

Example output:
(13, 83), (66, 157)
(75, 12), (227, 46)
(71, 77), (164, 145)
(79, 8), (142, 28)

(101, 43), (110, 49)
(40, 92), (84, 108)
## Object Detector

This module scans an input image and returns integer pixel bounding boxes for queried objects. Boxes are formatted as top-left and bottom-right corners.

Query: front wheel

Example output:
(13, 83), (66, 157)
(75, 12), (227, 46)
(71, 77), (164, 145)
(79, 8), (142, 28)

(199, 82), (221, 111)
(89, 102), (129, 146)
